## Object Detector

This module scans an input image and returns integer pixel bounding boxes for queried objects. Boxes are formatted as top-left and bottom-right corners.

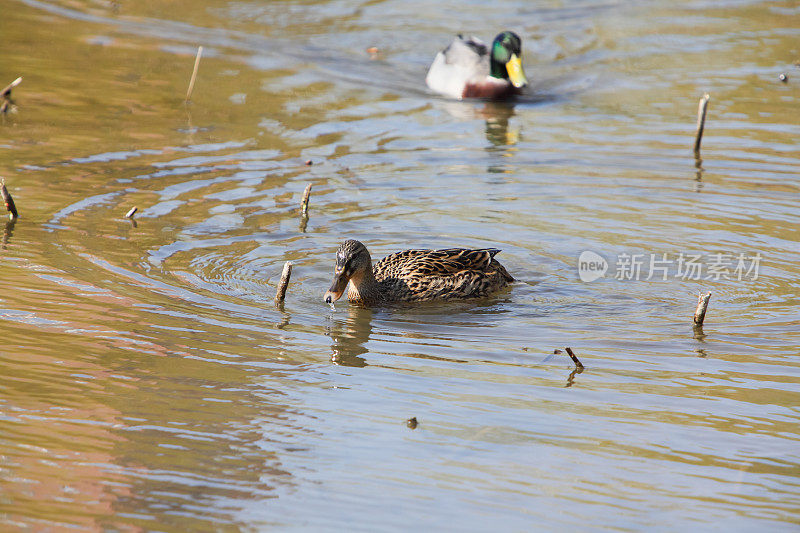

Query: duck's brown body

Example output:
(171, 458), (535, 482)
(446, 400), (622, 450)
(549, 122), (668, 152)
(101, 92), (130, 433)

(324, 240), (514, 306)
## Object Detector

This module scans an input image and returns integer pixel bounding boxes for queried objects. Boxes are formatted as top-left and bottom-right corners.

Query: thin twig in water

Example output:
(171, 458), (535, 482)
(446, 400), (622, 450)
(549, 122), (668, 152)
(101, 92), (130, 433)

(1, 77), (21, 116)
(275, 261), (293, 303)
(185, 46), (203, 102)
(125, 206), (138, 219)
(1, 179), (18, 220)
(694, 93), (710, 154)
(694, 292), (711, 326)
(1, 77), (22, 99)
(300, 183), (312, 217)
(564, 347), (584, 369)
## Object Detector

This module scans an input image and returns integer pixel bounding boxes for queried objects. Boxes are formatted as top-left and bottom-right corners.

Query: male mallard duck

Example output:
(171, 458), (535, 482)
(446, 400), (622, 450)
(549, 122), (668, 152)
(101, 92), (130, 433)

(323, 239), (514, 305)
(425, 31), (528, 100)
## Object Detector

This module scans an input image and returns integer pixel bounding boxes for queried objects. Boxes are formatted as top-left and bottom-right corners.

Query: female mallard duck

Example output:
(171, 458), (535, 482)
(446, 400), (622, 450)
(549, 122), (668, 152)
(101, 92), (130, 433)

(426, 31), (528, 100)
(323, 239), (514, 305)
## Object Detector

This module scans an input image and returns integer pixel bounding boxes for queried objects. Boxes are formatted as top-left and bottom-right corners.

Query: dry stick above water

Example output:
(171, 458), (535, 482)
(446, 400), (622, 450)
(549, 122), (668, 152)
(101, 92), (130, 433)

(694, 291), (712, 326)
(1, 77), (22, 115)
(564, 347), (584, 369)
(694, 93), (710, 154)
(125, 206), (138, 219)
(1, 179), (18, 220)
(1, 77), (22, 99)
(300, 183), (312, 217)
(275, 261), (293, 303)
(185, 46), (203, 102)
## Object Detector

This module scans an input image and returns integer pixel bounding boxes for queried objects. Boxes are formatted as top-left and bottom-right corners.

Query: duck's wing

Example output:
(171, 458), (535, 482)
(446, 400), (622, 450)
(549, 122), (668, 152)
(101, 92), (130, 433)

(425, 35), (491, 99)
(416, 248), (498, 274)
(374, 248), (512, 300)
(443, 36), (489, 66)
(376, 248), (512, 280)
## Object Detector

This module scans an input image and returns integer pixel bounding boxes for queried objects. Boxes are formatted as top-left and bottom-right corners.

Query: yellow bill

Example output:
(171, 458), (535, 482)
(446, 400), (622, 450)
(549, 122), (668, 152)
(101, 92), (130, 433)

(506, 54), (528, 89)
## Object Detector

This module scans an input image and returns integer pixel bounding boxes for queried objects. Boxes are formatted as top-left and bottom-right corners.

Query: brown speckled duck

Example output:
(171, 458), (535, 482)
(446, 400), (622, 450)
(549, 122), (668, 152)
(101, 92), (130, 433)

(323, 239), (514, 305)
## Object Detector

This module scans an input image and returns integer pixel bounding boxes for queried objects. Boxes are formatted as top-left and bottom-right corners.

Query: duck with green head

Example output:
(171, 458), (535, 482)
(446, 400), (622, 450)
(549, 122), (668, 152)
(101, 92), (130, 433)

(426, 31), (528, 100)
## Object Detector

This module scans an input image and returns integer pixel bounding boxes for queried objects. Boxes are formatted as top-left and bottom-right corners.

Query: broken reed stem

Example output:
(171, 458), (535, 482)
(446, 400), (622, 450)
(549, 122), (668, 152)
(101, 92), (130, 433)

(564, 347), (584, 369)
(275, 261), (293, 303)
(1, 77), (22, 99)
(300, 183), (312, 217)
(185, 46), (203, 102)
(694, 291), (712, 326)
(125, 206), (138, 218)
(1, 179), (18, 220)
(694, 93), (710, 154)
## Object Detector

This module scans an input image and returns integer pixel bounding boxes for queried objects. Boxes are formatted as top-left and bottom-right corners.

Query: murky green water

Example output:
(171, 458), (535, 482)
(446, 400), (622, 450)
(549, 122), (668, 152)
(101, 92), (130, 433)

(2, 0), (799, 530)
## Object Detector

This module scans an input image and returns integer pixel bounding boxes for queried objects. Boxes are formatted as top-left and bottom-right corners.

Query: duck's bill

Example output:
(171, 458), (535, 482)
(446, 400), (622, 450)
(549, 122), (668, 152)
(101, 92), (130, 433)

(324, 273), (348, 304)
(506, 54), (528, 89)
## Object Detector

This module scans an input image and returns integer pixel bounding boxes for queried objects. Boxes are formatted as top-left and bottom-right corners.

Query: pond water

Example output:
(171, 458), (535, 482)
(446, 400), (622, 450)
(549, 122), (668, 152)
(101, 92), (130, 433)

(2, 0), (799, 530)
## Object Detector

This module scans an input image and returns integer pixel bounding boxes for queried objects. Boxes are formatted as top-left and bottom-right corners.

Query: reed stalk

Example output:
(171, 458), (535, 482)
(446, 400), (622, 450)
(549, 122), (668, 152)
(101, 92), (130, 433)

(275, 261), (293, 303)
(694, 93), (710, 154)
(185, 47), (203, 102)
(693, 292), (711, 325)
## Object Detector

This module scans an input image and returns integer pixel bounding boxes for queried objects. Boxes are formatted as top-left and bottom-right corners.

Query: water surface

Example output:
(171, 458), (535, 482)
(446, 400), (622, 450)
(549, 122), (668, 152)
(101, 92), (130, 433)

(2, 0), (799, 530)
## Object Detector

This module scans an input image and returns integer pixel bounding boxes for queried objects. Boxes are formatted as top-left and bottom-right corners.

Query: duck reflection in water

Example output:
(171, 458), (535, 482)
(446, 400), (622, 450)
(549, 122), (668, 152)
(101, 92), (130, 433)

(438, 100), (520, 149)
(327, 305), (373, 367)
(481, 101), (519, 148)
(436, 100), (521, 175)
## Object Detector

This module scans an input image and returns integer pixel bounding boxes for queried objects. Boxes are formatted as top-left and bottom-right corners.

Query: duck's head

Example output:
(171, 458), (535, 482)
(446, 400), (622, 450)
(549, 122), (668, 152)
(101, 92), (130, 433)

(324, 239), (373, 304)
(489, 31), (528, 89)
